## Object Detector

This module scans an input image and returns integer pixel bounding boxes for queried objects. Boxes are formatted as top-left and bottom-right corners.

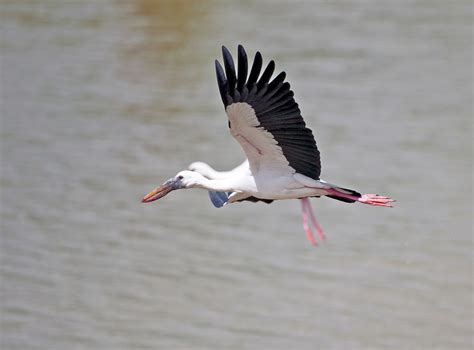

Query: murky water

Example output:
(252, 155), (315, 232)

(1, 1), (472, 349)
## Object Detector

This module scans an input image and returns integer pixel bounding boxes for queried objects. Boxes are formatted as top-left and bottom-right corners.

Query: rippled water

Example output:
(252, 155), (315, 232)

(1, 1), (472, 349)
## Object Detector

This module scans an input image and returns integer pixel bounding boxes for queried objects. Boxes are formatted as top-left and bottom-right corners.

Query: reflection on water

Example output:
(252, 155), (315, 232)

(1, 1), (472, 349)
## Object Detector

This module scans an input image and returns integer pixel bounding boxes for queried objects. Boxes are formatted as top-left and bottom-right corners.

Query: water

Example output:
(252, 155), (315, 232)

(1, 1), (472, 349)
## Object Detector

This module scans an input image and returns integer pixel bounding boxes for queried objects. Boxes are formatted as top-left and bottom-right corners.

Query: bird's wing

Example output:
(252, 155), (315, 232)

(215, 45), (321, 180)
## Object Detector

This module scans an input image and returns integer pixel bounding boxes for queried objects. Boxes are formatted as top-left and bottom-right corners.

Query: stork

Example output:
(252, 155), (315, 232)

(142, 45), (394, 245)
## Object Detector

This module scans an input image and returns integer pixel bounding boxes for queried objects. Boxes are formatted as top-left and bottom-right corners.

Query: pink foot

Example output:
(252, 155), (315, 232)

(358, 194), (395, 207)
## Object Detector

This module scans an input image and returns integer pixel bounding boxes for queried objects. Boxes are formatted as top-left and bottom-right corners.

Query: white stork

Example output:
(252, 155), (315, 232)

(142, 45), (394, 245)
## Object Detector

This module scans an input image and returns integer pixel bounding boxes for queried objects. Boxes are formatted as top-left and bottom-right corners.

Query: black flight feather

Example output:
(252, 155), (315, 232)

(222, 46), (236, 95)
(257, 60), (275, 90)
(237, 45), (248, 92)
(247, 52), (262, 87)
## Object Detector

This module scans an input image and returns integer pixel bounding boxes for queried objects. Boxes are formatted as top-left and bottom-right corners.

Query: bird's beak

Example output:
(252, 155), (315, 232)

(141, 178), (178, 203)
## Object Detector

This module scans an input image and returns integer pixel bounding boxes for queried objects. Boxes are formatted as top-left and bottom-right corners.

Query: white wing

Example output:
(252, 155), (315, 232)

(226, 102), (290, 175)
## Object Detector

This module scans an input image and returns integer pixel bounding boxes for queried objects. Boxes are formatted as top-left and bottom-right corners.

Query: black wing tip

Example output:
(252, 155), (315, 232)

(270, 71), (286, 85)
(222, 44), (244, 50)
(220, 44), (245, 52)
(215, 59), (225, 78)
(222, 45), (236, 90)
(215, 59), (228, 106)
(222, 46), (233, 62)
(216, 45), (285, 107)
(257, 59), (276, 89)
(254, 51), (263, 67)
(222, 45), (230, 56)
(237, 45), (248, 92)
(237, 45), (247, 62)
(222, 44), (248, 60)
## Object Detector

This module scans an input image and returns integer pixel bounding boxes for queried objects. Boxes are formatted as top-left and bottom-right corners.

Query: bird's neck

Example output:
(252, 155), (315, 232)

(197, 178), (236, 192)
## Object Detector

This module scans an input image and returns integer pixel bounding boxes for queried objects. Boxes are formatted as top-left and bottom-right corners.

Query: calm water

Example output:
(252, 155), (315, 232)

(1, 1), (472, 349)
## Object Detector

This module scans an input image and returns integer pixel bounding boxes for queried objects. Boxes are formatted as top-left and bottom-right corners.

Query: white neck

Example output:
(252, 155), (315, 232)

(196, 177), (237, 192)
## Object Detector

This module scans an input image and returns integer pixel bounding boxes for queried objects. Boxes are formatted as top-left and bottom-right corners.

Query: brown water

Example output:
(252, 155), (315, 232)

(1, 1), (472, 349)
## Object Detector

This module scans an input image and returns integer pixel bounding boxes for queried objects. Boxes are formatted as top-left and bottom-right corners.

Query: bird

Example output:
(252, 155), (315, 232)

(142, 45), (394, 245)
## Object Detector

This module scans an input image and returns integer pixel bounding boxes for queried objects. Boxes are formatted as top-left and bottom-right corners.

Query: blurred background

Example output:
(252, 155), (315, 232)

(1, 1), (472, 349)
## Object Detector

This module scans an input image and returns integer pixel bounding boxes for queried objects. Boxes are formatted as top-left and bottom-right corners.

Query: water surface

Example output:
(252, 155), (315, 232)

(1, 1), (472, 349)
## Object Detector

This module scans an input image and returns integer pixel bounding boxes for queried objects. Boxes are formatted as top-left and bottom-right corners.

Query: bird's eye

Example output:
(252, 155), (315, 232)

(177, 175), (184, 180)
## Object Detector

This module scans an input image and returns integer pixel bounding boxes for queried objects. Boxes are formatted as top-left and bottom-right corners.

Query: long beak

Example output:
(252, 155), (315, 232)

(142, 179), (176, 203)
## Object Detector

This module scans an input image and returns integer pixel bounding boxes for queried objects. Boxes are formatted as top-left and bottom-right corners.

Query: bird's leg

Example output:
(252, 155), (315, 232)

(300, 198), (317, 246)
(304, 198), (325, 241)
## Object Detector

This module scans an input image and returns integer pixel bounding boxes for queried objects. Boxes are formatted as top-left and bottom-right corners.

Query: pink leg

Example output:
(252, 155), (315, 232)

(326, 189), (395, 207)
(300, 198), (317, 246)
(304, 199), (326, 241)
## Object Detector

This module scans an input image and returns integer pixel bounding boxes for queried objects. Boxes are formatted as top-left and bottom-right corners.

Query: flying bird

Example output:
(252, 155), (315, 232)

(142, 45), (394, 245)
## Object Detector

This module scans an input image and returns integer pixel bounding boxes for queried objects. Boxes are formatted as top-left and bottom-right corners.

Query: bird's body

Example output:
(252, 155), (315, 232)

(142, 45), (394, 245)
(191, 168), (329, 201)
(190, 160), (335, 201)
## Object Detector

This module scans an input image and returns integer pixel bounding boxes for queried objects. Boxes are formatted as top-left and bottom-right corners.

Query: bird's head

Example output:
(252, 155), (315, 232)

(141, 170), (205, 203)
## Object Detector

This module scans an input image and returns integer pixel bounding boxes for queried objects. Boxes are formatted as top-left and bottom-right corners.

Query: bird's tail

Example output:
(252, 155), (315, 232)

(325, 186), (361, 203)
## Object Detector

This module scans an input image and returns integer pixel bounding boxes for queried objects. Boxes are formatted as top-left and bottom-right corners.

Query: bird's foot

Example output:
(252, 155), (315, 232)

(358, 194), (395, 207)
